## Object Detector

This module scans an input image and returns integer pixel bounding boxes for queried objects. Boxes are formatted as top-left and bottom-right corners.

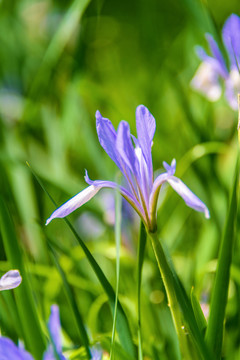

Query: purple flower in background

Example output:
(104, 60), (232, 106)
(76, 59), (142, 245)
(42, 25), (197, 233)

(0, 270), (22, 291)
(46, 105), (209, 232)
(191, 14), (240, 114)
(0, 305), (66, 360)
(43, 305), (66, 360)
(0, 337), (34, 360)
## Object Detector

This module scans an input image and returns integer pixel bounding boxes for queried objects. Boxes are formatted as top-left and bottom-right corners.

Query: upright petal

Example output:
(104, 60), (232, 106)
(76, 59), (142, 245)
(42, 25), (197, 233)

(163, 159), (176, 176)
(166, 176), (210, 218)
(206, 34), (228, 76)
(0, 337), (34, 360)
(222, 14), (240, 69)
(116, 121), (138, 175)
(96, 111), (122, 171)
(0, 270), (22, 291)
(46, 185), (100, 225)
(136, 105), (156, 184)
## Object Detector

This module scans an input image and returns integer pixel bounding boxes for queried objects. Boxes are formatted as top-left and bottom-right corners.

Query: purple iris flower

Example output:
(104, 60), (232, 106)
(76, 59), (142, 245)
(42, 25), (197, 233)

(191, 14), (240, 114)
(0, 305), (66, 360)
(0, 270), (22, 291)
(46, 105), (209, 232)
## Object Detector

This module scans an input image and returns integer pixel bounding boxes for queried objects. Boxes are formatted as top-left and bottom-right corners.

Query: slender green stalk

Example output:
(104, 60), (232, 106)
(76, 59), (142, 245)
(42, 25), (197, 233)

(149, 231), (191, 360)
(137, 222), (147, 360)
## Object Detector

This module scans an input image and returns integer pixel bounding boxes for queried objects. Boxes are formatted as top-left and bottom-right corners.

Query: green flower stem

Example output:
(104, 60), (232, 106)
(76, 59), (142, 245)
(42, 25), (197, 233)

(149, 231), (190, 359)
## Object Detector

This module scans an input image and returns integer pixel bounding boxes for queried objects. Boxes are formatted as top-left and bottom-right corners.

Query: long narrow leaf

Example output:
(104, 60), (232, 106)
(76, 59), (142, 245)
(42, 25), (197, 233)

(205, 153), (239, 359)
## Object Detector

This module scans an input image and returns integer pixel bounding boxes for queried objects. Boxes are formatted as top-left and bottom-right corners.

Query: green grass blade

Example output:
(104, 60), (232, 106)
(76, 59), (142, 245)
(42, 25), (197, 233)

(190, 288), (207, 334)
(0, 198), (46, 360)
(47, 241), (91, 359)
(110, 187), (122, 359)
(137, 222), (147, 360)
(205, 153), (239, 359)
(29, 0), (91, 96)
(29, 165), (136, 357)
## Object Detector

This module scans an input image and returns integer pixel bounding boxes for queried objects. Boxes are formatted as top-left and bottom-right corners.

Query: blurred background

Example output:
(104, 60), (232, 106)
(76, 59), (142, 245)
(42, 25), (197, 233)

(0, 0), (240, 359)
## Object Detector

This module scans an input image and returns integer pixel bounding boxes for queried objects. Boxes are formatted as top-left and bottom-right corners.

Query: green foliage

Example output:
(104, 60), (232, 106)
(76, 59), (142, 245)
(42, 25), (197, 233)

(0, 0), (239, 359)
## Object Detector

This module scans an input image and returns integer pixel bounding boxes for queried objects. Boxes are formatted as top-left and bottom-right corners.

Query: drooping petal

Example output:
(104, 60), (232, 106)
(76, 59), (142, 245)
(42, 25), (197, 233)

(190, 61), (222, 101)
(96, 111), (122, 171)
(0, 337), (34, 360)
(222, 14), (240, 69)
(116, 121), (138, 175)
(166, 176), (210, 218)
(43, 305), (66, 360)
(135, 105), (155, 180)
(46, 185), (100, 225)
(0, 270), (22, 291)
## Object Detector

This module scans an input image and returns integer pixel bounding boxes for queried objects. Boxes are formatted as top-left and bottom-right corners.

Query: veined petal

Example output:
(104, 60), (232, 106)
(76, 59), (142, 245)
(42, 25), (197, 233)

(96, 111), (122, 171)
(46, 185), (100, 225)
(136, 105), (155, 186)
(167, 176), (210, 218)
(85, 172), (146, 222)
(116, 121), (138, 175)
(0, 337), (34, 360)
(0, 270), (22, 291)
(222, 14), (240, 69)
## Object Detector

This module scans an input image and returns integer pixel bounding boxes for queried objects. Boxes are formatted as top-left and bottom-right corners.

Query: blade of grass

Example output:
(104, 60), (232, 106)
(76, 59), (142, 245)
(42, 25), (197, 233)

(190, 288), (207, 335)
(0, 197), (46, 360)
(159, 240), (213, 360)
(205, 153), (239, 359)
(110, 185), (122, 359)
(28, 164), (136, 357)
(29, 0), (91, 97)
(47, 240), (91, 359)
(137, 221), (147, 360)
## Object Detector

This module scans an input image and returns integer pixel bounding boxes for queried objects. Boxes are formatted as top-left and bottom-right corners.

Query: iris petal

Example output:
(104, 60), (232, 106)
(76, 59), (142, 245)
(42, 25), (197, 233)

(166, 176), (210, 218)
(222, 14), (240, 69)
(96, 111), (122, 171)
(0, 270), (22, 291)
(45, 185), (100, 225)
(136, 105), (155, 161)
(0, 338), (34, 360)
(206, 34), (228, 76)
(116, 121), (138, 175)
